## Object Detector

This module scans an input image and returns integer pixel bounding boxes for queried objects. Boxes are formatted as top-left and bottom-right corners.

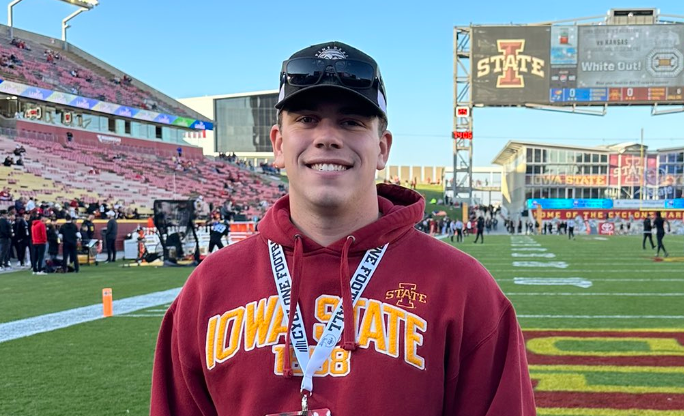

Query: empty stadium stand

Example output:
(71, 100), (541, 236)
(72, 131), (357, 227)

(0, 131), (284, 218)
(0, 24), (202, 119)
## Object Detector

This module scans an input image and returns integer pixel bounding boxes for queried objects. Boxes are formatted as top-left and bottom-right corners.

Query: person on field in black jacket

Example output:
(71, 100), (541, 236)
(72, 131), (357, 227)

(59, 215), (81, 272)
(46, 219), (60, 265)
(80, 214), (95, 244)
(104, 211), (118, 262)
(642, 216), (656, 250)
(12, 211), (29, 268)
(0, 210), (14, 270)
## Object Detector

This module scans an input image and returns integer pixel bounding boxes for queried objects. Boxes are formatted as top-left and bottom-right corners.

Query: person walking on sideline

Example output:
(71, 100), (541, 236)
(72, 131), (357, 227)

(653, 211), (671, 258)
(473, 216), (485, 244)
(642, 215), (655, 250)
(568, 218), (576, 240)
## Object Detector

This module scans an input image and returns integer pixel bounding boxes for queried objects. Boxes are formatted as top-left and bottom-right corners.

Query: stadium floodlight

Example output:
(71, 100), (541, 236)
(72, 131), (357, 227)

(56, 0), (98, 9)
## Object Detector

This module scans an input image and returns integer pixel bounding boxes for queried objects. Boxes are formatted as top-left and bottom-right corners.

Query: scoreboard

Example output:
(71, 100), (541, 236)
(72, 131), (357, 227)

(472, 24), (684, 106)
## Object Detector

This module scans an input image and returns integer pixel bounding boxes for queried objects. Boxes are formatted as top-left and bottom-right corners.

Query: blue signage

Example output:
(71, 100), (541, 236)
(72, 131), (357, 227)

(527, 199), (614, 209)
(549, 88), (609, 103)
(528, 198), (684, 210)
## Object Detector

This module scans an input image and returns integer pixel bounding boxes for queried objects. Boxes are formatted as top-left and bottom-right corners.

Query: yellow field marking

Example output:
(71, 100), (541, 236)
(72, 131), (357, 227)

(538, 408), (684, 416)
(524, 328), (684, 333)
(661, 257), (684, 262)
(527, 336), (684, 356)
(530, 365), (684, 373)
(530, 365), (684, 394)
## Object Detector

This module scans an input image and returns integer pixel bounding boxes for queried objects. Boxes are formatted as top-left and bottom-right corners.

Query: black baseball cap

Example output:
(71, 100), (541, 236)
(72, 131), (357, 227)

(276, 41), (387, 119)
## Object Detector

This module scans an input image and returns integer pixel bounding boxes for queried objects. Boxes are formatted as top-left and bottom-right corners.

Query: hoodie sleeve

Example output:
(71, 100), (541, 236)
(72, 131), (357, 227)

(443, 304), (536, 416)
(150, 301), (217, 416)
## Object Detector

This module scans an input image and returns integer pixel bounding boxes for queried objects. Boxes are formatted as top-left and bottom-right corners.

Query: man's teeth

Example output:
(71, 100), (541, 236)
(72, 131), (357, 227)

(311, 163), (347, 172)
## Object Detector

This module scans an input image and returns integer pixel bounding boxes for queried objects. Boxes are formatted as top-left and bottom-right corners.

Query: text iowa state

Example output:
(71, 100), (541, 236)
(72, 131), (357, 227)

(205, 295), (427, 377)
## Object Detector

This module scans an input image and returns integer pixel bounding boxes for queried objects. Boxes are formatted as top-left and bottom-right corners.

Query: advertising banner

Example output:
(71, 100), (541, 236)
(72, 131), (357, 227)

(612, 199), (679, 209)
(472, 26), (551, 105)
(598, 222), (615, 235)
(539, 209), (684, 221)
(527, 199), (613, 210)
(578, 25), (684, 89)
(528, 174), (607, 186)
(609, 154), (658, 186)
(528, 198), (684, 210)
(0, 77), (213, 130)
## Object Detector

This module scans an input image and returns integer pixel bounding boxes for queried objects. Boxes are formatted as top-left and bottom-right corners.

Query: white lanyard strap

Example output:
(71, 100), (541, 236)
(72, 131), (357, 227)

(268, 239), (388, 393)
(268, 240), (310, 371)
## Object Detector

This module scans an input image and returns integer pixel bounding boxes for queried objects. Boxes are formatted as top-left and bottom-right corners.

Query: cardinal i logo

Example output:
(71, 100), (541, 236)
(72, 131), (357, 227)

(476, 39), (545, 88)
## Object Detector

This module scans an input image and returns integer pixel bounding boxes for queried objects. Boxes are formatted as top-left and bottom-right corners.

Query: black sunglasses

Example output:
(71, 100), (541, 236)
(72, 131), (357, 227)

(281, 58), (377, 89)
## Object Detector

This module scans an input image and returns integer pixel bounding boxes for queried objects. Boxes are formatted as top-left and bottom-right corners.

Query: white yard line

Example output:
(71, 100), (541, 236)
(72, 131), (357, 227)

(0, 288), (181, 344)
(500, 278), (684, 282)
(492, 269), (684, 273)
(512, 261), (569, 268)
(519, 314), (684, 319)
(507, 292), (684, 296)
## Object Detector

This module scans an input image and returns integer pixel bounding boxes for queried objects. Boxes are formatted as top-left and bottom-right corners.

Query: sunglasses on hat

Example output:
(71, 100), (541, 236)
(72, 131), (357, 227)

(281, 58), (378, 89)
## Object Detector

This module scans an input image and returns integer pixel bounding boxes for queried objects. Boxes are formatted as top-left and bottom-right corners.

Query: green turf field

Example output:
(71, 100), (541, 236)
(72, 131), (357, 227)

(0, 234), (682, 415)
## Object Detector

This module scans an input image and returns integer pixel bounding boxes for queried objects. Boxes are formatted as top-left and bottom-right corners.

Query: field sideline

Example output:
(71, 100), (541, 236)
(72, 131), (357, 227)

(0, 234), (682, 415)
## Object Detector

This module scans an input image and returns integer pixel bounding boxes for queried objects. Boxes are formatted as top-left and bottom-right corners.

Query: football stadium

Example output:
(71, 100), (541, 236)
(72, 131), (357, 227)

(0, 3), (683, 416)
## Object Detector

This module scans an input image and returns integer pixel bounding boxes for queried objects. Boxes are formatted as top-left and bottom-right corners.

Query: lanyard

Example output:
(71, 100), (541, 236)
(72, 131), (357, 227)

(268, 239), (388, 393)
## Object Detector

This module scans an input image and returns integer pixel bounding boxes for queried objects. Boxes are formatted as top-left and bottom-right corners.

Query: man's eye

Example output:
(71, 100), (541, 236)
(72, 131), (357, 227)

(343, 120), (363, 127)
(298, 116), (316, 123)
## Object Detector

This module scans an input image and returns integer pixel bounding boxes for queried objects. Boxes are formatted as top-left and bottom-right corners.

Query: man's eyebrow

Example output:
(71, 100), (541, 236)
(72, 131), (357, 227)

(286, 105), (375, 118)
(338, 107), (375, 118)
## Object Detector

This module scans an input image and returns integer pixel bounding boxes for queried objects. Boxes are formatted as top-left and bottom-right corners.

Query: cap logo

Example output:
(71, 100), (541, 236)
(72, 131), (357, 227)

(315, 46), (347, 60)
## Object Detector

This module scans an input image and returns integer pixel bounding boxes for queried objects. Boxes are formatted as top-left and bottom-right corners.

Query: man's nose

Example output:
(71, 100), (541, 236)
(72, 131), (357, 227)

(313, 120), (343, 149)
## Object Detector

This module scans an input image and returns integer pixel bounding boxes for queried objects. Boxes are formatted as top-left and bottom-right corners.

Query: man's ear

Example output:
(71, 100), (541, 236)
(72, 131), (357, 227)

(270, 124), (285, 168)
(376, 129), (392, 170)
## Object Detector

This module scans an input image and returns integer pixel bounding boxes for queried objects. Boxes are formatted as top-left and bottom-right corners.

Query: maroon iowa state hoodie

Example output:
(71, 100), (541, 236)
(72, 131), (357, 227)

(150, 184), (536, 415)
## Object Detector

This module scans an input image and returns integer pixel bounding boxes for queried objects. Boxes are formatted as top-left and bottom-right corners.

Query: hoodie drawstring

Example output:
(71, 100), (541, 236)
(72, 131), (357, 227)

(282, 234), (358, 377)
(283, 234), (303, 378)
(340, 235), (357, 351)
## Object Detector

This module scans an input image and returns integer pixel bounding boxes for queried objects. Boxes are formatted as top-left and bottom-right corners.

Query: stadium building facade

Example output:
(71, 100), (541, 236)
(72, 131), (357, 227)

(180, 91), (278, 160)
(493, 141), (684, 216)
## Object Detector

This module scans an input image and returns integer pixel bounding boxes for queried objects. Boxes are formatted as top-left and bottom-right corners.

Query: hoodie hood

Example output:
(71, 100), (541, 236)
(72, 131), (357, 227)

(258, 183), (425, 378)
(258, 183), (425, 253)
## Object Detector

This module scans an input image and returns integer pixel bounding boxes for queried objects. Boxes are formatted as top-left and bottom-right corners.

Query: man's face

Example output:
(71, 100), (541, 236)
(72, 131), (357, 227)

(270, 92), (391, 213)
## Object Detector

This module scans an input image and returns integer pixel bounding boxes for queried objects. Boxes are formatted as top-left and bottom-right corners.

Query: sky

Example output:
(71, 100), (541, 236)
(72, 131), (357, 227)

(3, 0), (684, 168)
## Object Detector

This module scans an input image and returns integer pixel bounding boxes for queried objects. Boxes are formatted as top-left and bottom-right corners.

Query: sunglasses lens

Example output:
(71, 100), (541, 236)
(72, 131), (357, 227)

(334, 60), (374, 88)
(286, 59), (325, 86)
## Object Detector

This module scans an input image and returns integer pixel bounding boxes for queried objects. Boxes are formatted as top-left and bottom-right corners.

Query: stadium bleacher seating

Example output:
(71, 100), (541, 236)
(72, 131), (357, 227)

(0, 132), (284, 217)
(0, 32), (191, 118)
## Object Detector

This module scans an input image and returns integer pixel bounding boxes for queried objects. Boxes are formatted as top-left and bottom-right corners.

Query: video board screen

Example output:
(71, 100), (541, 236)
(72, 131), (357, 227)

(471, 24), (684, 106)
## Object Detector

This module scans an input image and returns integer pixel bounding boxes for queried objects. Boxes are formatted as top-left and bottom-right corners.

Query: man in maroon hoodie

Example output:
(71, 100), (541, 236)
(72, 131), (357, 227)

(151, 42), (536, 415)
(31, 214), (47, 275)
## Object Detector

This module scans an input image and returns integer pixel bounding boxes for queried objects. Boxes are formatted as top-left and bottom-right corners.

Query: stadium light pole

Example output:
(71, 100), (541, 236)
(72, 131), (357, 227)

(62, 7), (87, 47)
(7, 0), (25, 39)
(57, 0), (98, 51)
